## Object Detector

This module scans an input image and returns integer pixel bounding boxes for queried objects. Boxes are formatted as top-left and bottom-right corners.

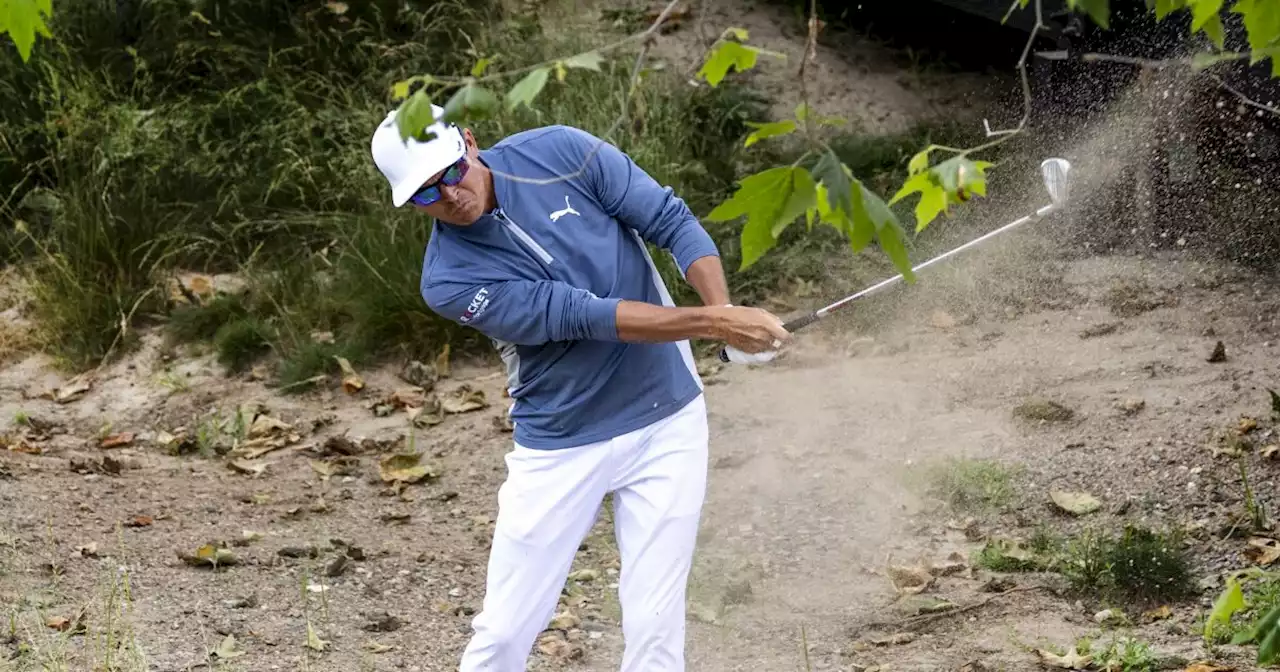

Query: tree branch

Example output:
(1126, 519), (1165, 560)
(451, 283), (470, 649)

(476, 0), (685, 186)
(965, 0), (1045, 155)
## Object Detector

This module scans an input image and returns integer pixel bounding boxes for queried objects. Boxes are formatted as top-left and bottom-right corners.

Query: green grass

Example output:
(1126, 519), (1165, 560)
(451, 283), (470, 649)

(1, 0), (986, 381)
(919, 457), (1019, 513)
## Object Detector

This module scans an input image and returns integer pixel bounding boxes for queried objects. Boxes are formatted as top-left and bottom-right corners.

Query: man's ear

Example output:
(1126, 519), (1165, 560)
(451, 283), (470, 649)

(462, 128), (479, 155)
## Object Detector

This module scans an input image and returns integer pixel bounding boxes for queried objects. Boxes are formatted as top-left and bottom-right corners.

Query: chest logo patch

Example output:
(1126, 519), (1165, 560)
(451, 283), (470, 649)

(549, 195), (580, 222)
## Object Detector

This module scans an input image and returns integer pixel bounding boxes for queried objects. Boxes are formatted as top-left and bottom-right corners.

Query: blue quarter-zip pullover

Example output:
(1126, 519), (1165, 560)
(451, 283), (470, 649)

(420, 125), (720, 450)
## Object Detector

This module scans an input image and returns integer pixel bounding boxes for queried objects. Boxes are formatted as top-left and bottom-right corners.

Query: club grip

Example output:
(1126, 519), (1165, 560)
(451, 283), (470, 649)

(782, 312), (820, 332)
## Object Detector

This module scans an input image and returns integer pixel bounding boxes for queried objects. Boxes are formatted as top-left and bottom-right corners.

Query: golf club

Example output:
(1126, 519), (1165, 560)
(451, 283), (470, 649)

(719, 157), (1073, 365)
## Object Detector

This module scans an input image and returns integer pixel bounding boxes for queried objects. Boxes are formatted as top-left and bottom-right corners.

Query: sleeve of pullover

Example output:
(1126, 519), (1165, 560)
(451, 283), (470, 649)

(561, 126), (720, 275)
(422, 276), (621, 346)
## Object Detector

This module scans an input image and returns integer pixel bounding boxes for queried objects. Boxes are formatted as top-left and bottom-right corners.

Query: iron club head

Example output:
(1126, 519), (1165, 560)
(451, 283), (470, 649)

(1040, 158), (1071, 207)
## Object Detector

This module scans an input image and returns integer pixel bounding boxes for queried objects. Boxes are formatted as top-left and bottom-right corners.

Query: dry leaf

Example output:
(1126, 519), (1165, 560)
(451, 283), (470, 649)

(310, 459), (336, 480)
(567, 568), (600, 582)
(99, 432), (135, 449)
(1244, 537), (1280, 566)
(5, 437), (41, 454)
(336, 356), (364, 394)
(378, 452), (439, 485)
(886, 564), (934, 594)
(212, 633), (245, 659)
(1262, 445), (1278, 460)
(1237, 416), (1258, 434)
(928, 552), (968, 576)
(306, 622), (329, 651)
(868, 632), (916, 646)
(547, 610), (580, 630)
(324, 1), (349, 14)
(1050, 490), (1101, 516)
(1037, 647), (1093, 669)
(125, 515), (153, 528)
(398, 360), (437, 390)
(179, 543), (238, 567)
(76, 543), (99, 558)
(364, 641), (395, 654)
(434, 344), (451, 378)
(1183, 664), (1234, 672)
(236, 434), (294, 459)
(45, 616), (71, 631)
(248, 414), (291, 438)
(53, 375), (93, 403)
(228, 459), (268, 477)
(441, 385), (488, 414)
(384, 387), (426, 410)
(1142, 605), (1173, 621)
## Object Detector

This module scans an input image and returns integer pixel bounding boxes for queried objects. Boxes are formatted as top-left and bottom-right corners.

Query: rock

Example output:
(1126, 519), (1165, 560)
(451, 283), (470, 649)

(1116, 398), (1146, 415)
(278, 546), (318, 559)
(547, 611), (580, 631)
(362, 611), (404, 632)
(1207, 340), (1227, 363)
(930, 310), (957, 329)
(1079, 322), (1120, 339)
(324, 554), (351, 577)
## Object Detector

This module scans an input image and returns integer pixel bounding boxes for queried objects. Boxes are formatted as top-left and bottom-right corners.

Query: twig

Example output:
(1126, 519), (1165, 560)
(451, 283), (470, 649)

(968, 0), (1046, 155)
(1208, 73), (1280, 117)
(480, 0), (685, 186)
(853, 585), (1050, 635)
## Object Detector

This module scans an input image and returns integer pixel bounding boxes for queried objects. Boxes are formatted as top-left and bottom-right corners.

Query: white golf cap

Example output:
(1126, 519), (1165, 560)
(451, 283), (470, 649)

(370, 103), (467, 207)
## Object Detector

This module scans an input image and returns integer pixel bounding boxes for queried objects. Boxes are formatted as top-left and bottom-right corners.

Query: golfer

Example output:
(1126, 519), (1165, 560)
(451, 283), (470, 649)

(371, 104), (789, 671)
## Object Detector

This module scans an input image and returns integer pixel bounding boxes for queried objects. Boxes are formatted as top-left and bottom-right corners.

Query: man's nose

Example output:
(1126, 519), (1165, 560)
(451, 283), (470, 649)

(439, 183), (464, 201)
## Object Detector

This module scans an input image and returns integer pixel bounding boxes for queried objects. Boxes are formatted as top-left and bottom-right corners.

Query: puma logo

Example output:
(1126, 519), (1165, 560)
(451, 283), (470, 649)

(549, 195), (580, 222)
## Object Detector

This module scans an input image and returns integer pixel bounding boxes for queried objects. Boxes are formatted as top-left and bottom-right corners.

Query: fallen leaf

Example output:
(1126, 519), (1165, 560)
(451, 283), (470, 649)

(99, 432), (135, 449)
(45, 616), (71, 631)
(212, 633), (245, 659)
(398, 360), (438, 390)
(336, 356), (364, 394)
(1050, 490), (1101, 516)
(1237, 416), (1259, 435)
(1244, 537), (1280, 566)
(53, 375), (93, 403)
(441, 385), (488, 414)
(306, 622), (329, 651)
(385, 387), (427, 410)
(5, 437), (42, 454)
(567, 568), (600, 583)
(869, 632), (916, 646)
(1143, 605), (1173, 622)
(1183, 664), (1233, 672)
(179, 543), (238, 568)
(407, 401), (445, 428)
(886, 564), (934, 595)
(434, 344), (451, 378)
(248, 414), (291, 438)
(547, 610), (581, 630)
(227, 459), (268, 477)
(915, 597), (957, 614)
(125, 515), (153, 528)
(1037, 646), (1093, 669)
(378, 452), (440, 485)
(76, 543), (99, 558)
(1262, 445), (1278, 460)
(310, 460), (335, 480)
(364, 641), (395, 654)
(235, 435), (294, 459)
(928, 552), (968, 576)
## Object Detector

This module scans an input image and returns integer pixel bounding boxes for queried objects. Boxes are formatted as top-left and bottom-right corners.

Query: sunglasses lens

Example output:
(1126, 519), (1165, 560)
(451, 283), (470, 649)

(442, 160), (467, 186)
(411, 186), (440, 206)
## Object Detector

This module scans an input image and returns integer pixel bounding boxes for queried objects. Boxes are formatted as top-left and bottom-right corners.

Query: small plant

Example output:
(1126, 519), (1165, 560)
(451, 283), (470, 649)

(1092, 636), (1159, 672)
(213, 318), (273, 373)
(921, 457), (1017, 512)
(1061, 525), (1193, 604)
(1204, 570), (1280, 666)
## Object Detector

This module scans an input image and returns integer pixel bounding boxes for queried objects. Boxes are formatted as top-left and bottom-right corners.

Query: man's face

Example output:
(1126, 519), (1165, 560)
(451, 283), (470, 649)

(411, 129), (490, 225)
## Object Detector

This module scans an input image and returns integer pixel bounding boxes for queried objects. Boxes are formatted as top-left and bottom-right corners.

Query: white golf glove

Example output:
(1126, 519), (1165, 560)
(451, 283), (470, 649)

(717, 303), (782, 365)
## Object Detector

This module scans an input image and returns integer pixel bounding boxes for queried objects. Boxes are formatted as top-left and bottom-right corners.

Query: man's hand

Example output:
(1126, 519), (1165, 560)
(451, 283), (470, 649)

(707, 305), (791, 354)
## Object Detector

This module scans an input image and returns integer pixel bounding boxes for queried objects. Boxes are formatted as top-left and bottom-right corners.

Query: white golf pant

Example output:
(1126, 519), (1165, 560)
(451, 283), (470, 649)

(459, 393), (709, 672)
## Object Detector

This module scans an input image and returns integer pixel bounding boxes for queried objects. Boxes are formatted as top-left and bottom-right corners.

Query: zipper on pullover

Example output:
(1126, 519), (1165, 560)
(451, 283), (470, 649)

(496, 209), (555, 265)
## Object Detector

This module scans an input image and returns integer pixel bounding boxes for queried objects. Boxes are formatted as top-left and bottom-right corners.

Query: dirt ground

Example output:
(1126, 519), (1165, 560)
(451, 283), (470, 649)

(4, 2), (1280, 671)
(3, 239), (1279, 671)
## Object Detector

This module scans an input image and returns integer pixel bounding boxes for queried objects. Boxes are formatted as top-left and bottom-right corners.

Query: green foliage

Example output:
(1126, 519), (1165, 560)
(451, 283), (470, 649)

(696, 28), (784, 87)
(213, 319), (271, 374)
(0, 0), (51, 61)
(921, 457), (1017, 512)
(1060, 525), (1193, 603)
(1206, 571), (1280, 665)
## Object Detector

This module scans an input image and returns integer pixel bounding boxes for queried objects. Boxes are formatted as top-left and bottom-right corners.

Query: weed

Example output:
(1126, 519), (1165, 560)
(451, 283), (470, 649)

(1204, 573), (1280, 645)
(1062, 525), (1193, 603)
(213, 318), (273, 373)
(1091, 636), (1159, 672)
(920, 457), (1018, 512)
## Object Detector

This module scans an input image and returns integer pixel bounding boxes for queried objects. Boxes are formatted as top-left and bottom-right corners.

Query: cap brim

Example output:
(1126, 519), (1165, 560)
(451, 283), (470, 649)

(390, 126), (467, 208)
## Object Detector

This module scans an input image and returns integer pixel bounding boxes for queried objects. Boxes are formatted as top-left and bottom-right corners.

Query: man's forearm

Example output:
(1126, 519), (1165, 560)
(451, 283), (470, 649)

(684, 255), (731, 307)
(614, 300), (725, 343)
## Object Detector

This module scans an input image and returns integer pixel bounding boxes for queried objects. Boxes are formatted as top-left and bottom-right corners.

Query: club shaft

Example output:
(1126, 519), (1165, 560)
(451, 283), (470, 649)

(808, 202), (1058, 323)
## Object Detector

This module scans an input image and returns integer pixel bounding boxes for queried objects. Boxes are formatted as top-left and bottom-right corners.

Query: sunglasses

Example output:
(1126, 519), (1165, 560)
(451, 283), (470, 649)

(408, 156), (469, 207)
